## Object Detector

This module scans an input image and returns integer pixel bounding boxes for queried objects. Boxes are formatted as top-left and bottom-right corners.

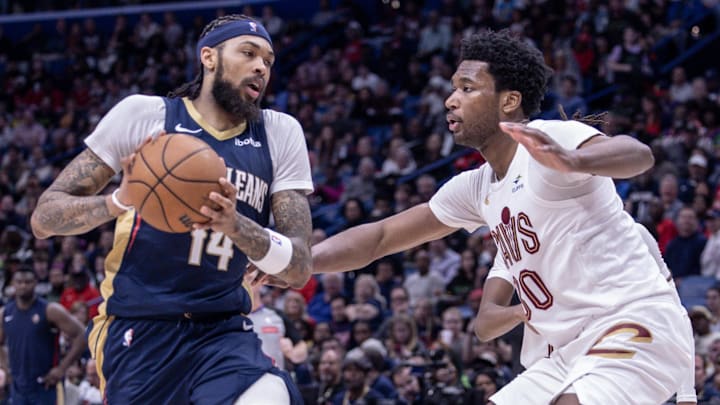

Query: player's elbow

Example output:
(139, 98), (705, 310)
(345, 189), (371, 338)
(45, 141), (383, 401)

(473, 323), (495, 343)
(286, 264), (312, 289)
(30, 210), (51, 240)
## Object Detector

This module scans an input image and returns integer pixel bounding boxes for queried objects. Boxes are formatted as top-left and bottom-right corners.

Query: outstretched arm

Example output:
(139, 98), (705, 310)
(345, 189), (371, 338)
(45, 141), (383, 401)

(500, 122), (654, 179)
(312, 203), (457, 274)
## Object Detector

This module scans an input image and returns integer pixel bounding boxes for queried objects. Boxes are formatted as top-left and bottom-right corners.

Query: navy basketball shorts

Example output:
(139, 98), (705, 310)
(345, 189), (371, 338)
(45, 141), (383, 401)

(88, 314), (303, 404)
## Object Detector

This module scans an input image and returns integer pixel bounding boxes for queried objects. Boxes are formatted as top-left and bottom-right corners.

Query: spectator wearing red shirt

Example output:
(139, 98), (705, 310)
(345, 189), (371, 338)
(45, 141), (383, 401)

(60, 267), (101, 319)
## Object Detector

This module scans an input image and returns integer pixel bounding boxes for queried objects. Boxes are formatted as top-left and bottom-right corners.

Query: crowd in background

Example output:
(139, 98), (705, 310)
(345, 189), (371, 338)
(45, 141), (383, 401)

(1, 0), (720, 403)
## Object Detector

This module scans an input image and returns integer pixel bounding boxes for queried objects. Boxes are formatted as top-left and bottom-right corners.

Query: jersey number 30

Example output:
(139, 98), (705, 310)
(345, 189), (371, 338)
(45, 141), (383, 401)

(188, 229), (234, 271)
(513, 269), (554, 320)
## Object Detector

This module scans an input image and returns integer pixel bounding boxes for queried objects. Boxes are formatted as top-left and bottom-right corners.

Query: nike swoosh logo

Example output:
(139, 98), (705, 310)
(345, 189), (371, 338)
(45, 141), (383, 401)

(243, 321), (253, 331)
(174, 123), (203, 134)
(3, 316), (12, 322)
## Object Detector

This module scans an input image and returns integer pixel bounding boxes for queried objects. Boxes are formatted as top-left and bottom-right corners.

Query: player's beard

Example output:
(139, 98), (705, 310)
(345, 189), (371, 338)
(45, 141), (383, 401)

(212, 58), (261, 122)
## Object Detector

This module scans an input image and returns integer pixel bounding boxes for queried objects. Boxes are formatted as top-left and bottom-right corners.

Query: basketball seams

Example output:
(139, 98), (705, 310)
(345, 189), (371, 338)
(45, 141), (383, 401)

(126, 134), (224, 233)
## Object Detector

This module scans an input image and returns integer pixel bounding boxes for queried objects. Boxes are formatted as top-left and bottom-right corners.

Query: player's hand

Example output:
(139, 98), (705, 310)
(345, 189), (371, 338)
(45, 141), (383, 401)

(499, 122), (578, 173)
(247, 264), (291, 288)
(116, 132), (165, 209)
(195, 175), (238, 233)
(42, 366), (64, 388)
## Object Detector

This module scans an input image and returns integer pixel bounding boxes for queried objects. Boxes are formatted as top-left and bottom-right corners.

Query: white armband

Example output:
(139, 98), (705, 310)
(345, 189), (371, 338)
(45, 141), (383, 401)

(111, 189), (133, 212)
(249, 228), (293, 275)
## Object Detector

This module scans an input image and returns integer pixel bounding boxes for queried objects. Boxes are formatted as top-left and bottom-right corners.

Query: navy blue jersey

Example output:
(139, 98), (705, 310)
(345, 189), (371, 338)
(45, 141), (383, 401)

(101, 97), (274, 318)
(4, 298), (58, 393)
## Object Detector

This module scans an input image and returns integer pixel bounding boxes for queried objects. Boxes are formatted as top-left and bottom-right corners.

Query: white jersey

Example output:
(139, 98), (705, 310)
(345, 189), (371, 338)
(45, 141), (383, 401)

(429, 119), (674, 349)
(84, 95), (313, 195)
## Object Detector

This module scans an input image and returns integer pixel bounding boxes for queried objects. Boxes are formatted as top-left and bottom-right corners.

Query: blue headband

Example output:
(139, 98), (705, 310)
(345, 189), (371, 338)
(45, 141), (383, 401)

(196, 20), (273, 58)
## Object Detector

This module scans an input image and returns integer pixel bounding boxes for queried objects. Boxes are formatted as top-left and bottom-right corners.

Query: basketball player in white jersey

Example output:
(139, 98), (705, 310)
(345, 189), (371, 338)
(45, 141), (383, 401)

(299, 30), (694, 404)
(503, 222), (696, 404)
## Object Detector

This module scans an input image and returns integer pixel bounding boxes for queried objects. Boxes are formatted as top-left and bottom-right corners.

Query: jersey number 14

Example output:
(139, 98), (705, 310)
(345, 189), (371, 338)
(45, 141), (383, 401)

(188, 229), (234, 271)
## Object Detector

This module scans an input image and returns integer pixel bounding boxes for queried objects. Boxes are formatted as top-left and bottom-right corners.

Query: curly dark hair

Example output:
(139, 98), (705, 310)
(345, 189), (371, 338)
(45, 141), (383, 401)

(168, 14), (259, 99)
(460, 30), (552, 117)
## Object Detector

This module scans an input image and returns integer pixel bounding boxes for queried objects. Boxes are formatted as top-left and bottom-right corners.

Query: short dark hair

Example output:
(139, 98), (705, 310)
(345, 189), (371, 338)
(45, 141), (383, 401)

(460, 30), (552, 117)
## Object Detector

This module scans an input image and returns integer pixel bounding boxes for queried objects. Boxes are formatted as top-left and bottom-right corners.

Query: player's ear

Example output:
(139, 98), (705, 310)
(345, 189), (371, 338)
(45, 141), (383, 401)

(500, 90), (522, 115)
(200, 47), (217, 72)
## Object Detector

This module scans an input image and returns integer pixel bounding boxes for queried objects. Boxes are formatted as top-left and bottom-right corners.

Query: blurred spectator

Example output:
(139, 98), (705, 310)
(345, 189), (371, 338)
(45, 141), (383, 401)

(1, 268), (86, 405)
(46, 263), (65, 303)
(404, 249), (445, 307)
(331, 354), (382, 405)
(428, 239), (460, 286)
(707, 285), (720, 332)
(328, 296), (352, 346)
(703, 210), (720, 278)
(308, 273), (345, 324)
(691, 306), (720, 356)
(385, 314), (427, 362)
(78, 359), (102, 405)
(660, 173), (685, 221)
(59, 267), (100, 319)
(665, 206), (708, 278)
(695, 354), (720, 402)
(346, 274), (385, 330)
(670, 67), (696, 104)
(341, 157), (377, 205)
(391, 365), (423, 405)
(316, 349), (344, 405)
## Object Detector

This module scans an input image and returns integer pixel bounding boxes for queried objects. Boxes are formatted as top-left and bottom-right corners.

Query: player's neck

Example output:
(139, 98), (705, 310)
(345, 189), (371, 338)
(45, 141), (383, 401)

(483, 136), (518, 181)
(192, 91), (246, 131)
(15, 295), (36, 310)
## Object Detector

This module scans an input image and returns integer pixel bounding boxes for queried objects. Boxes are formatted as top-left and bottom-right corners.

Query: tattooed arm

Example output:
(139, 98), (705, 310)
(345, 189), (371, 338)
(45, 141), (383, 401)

(200, 179), (312, 289)
(30, 149), (123, 239)
(266, 189), (312, 288)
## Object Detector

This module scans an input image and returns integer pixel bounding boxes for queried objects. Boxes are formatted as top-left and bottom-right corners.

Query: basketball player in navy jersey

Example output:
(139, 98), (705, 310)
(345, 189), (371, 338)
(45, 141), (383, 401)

(31, 15), (312, 404)
(0, 267), (87, 405)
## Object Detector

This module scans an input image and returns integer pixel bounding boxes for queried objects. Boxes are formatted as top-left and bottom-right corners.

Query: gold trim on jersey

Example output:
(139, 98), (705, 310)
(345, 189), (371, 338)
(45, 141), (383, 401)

(182, 97), (248, 140)
(56, 381), (65, 405)
(88, 314), (115, 395)
(97, 211), (134, 317)
(242, 279), (254, 314)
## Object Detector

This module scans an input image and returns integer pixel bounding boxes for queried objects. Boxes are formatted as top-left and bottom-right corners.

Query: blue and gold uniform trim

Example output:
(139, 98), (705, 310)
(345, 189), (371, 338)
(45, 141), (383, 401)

(182, 98), (247, 140)
(88, 210), (134, 393)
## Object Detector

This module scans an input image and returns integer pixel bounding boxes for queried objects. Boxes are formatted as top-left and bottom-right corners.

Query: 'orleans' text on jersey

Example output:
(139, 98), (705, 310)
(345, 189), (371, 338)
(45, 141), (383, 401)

(227, 168), (268, 213)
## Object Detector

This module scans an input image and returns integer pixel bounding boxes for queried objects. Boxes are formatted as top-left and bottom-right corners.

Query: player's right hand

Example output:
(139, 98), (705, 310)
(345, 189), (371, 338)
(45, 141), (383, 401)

(116, 132), (164, 209)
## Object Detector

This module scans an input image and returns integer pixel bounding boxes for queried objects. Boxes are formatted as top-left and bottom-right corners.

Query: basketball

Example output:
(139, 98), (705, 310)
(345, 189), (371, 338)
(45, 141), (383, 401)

(125, 134), (226, 233)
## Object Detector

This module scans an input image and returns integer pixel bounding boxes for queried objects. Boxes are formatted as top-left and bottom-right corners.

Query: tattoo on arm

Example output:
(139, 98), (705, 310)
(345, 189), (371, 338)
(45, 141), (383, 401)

(226, 189), (312, 286)
(272, 189), (312, 285)
(32, 149), (117, 237)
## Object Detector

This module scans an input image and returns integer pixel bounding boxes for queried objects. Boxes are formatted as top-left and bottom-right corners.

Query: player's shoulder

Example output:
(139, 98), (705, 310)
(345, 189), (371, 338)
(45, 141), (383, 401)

(262, 108), (302, 131)
(109, 94), (166, 120)
(117, 94), (166, 110)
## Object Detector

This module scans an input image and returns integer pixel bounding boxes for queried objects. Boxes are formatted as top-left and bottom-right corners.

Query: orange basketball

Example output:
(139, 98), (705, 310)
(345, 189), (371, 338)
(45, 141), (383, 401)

(125, 134), (226, 233)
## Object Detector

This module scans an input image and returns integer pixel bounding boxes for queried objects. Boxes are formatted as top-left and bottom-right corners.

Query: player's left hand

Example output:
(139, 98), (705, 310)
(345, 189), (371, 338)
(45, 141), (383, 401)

(195, 174), (238, 233)
(246, 263), (291, 289)
(500, 122), (578, 173)
(42, 366), (64, 388)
